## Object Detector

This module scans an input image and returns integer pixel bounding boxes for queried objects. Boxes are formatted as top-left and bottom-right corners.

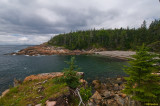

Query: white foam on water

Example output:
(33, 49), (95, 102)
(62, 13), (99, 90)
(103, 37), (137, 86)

(14, 50), (20, 53)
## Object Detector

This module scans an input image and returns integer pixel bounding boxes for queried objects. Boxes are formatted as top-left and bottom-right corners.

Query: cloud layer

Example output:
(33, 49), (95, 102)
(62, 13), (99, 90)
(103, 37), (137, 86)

(0, 0), (160, 45)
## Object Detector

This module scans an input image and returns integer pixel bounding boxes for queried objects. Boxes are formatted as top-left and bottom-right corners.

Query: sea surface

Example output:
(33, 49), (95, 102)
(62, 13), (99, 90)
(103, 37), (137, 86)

(0, 45), (127, 94)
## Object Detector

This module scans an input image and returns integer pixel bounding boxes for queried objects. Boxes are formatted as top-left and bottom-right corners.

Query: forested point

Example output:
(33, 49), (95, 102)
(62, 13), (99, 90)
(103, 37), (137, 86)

(48, 19), (160, 52)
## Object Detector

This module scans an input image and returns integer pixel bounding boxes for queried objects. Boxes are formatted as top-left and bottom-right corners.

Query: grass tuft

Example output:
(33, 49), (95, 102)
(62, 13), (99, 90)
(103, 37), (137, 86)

(0, 79), (68, 106)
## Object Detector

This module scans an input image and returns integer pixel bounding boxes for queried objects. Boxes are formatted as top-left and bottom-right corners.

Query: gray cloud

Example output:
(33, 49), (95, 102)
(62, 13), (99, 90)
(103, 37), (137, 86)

(0, 0), (159, 45)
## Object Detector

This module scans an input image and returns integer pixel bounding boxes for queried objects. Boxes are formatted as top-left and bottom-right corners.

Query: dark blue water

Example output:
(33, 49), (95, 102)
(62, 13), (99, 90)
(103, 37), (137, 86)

(0, 45), (127, 94)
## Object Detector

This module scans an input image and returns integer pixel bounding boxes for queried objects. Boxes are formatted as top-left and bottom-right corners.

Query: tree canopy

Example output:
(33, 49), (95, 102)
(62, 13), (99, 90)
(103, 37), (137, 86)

(48, 19), (160, 51)
(123, 45), (160, 104)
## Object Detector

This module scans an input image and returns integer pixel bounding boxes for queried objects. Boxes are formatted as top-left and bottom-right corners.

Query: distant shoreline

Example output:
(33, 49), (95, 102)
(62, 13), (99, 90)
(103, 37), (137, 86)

(9, 44), (136, 60)
(95, 51), (136, 60)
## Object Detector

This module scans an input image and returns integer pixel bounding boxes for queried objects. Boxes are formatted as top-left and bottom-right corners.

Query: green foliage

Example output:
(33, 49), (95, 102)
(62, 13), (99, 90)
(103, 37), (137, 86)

(148, 41), (160, 53)
(79, 86), (92, 103)
(123, 44), (160, 103)
(48, 19), (160, 51)
(8, 87), (18, 94)
(0, 79), (68, 105)
(55, 57), (80, 89)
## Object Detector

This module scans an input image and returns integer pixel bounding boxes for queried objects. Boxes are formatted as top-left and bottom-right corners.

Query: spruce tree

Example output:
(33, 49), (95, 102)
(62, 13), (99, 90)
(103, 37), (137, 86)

(123, 44), (160, 104)
(62, 57), (80, 89)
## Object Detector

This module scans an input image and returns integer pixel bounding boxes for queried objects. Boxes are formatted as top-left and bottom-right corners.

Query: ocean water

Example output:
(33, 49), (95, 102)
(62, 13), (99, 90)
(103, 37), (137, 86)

(0, 45), (127, 94)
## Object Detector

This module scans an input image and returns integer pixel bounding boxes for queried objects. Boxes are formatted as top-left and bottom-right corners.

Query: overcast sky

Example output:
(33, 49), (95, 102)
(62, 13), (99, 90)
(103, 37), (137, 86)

(0, 0), (159, 45)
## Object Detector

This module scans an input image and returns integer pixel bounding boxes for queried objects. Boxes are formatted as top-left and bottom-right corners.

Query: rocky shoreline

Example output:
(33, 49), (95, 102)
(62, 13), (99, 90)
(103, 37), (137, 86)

(23, 72), (84, 82)
(90, 77), (140, 106)
(0, 72), (141, 106)
(0, 72), (86, 106)
(9, 44), (137, 60)
(10, 44), (96, 56)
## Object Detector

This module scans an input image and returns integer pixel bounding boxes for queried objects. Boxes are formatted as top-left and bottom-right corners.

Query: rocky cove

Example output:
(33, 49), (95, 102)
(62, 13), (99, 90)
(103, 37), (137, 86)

(2, 45), (159, 105)
(9, 43), (136, 60)
(0, 72), (140, 106)
(0, 45), (138, 105)
(0, 45), (129, 97)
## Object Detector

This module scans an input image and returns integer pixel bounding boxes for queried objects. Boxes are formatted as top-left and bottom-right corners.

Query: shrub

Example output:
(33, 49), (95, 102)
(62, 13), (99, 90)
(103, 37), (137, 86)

(80, 86), (92, 103)
(55, 57), (80, 89)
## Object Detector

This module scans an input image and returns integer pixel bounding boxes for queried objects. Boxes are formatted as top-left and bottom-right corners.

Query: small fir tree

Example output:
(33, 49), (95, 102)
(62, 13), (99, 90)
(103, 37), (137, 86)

(62, 57), (80, 89)
(123, 44), (160, 104)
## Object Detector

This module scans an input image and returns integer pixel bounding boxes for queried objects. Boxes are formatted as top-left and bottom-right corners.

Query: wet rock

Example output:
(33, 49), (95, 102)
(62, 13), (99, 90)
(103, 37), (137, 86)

(117, 81), (123, 86)
(92, 80), (101, 91)
(88, 102), (96, 106)
(119, 93), (127, 98)
(115, 94), (125, 106)
(114, 84), (119, 91)
(80, 79), (88, 86)
(117, 78), (122, 81)
(77, 72), (84, 78)
(107, 99), (114, 104)
(105, 95), (115, 99)
(43, 80), (48, 84)
(37, 86), (44, 93)
(92, 80), (101, 86)
(119, 85), (124, 90)
(91, 91), (102, 100)
(1, 89), (10, 97)
(108, 102), (119, 106)
(14, 78), (22, 87)
(124, 97), (130, 106)
(35, 82), (42, 85)
(35, 104), (42, 106)
(90, 91), (102, 105)
(35, 96), (43, 99)
(53, 96), (69, 106)
(46, 100), (56, 106)
(103, 91), (111, 98)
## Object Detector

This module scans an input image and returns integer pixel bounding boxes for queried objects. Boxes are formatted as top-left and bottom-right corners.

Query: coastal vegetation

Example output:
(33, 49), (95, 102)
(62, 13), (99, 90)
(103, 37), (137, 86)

(55, 57), (81, 89)
(48, 19), (160, 52)
(123, 45), (160, 105)
(79, 86), (92, 103)
(54, 57), (92, 105)
(0, 79), (68, 105)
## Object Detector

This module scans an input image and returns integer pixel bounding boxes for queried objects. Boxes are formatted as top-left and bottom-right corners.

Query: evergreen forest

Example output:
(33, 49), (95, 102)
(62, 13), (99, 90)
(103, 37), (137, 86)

(48, 20), (160, 51)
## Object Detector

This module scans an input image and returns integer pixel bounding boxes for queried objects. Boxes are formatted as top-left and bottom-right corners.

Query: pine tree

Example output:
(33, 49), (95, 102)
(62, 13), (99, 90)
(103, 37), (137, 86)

(123, 44), (160, 104)
(62, 57), (80, 89)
